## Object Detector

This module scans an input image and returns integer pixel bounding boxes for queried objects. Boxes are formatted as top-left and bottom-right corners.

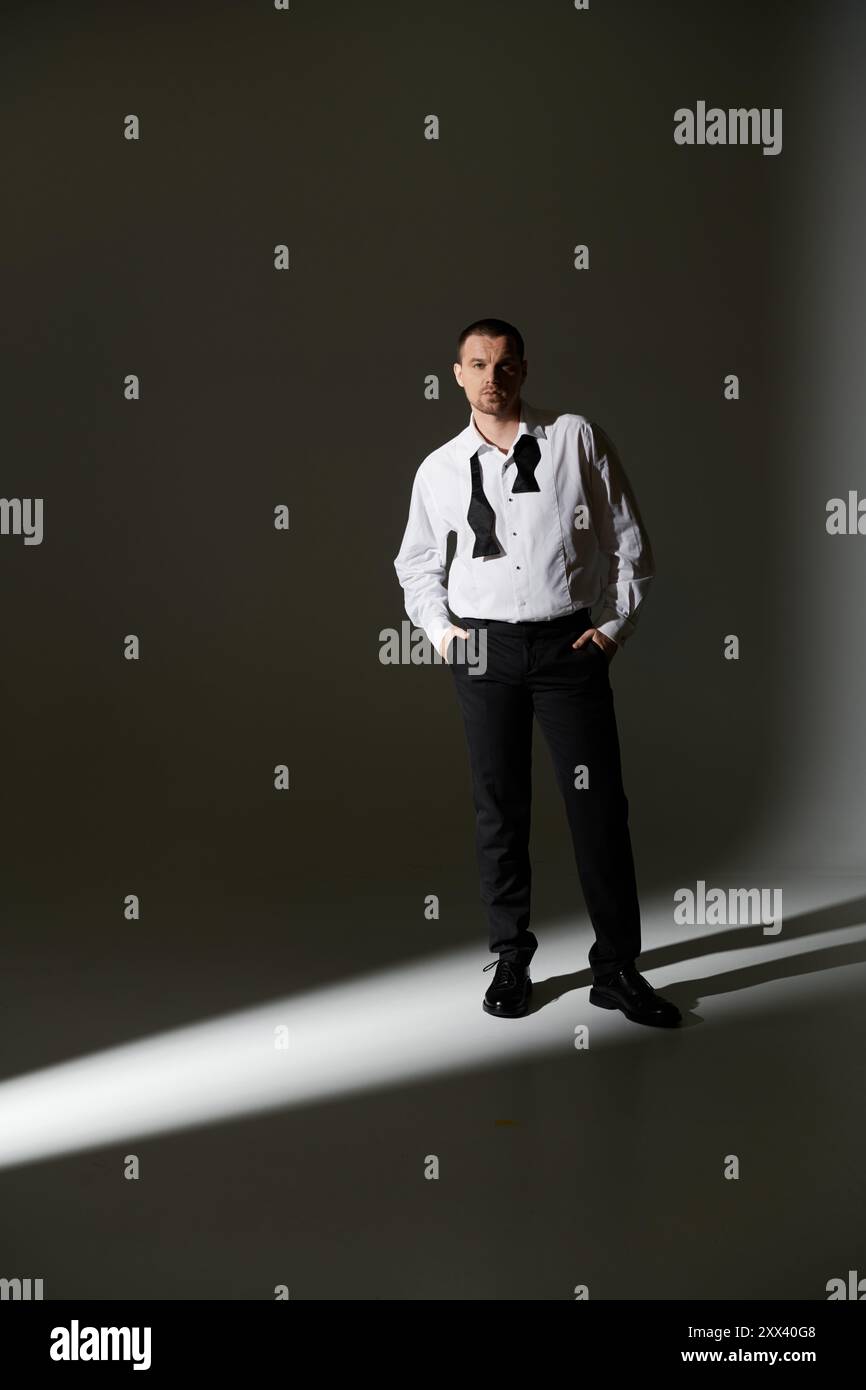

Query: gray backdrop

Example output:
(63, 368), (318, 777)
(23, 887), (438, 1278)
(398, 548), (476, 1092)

(1, 0), (864, 1300)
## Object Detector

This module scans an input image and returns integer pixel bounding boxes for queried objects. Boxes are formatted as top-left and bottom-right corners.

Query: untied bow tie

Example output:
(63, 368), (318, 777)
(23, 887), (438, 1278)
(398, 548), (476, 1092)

(467, 434), (542, 559)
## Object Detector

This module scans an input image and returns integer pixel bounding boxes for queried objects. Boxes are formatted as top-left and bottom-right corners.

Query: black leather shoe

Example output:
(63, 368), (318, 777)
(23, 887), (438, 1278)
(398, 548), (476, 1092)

(589, 963), (681, 1027)
(482, 956), (532, 1018)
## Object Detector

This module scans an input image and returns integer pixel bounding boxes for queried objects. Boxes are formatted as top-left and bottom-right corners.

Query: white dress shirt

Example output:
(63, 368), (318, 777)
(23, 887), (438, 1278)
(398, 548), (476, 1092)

(393, 398), (654, 654)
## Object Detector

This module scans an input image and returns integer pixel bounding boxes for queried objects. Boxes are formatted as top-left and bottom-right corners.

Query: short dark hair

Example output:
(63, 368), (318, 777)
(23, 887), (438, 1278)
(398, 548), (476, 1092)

(456, 318), (525, 364)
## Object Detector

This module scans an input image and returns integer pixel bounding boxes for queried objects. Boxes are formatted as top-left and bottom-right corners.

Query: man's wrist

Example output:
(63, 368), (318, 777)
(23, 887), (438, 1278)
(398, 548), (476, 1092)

(427, 618), (454, 656)
(595, 618), (625, 647)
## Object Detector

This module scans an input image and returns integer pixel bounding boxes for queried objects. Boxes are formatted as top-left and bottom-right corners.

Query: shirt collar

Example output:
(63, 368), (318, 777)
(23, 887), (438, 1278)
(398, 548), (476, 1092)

(459, 397), (545, 461)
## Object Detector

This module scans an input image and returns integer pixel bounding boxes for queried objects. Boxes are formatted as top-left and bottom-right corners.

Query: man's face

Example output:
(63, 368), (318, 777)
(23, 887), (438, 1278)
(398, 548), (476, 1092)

(453, 334), (526, 418)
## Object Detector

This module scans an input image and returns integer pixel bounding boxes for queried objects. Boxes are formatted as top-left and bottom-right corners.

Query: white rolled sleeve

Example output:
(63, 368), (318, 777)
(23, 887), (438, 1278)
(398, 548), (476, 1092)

(587, 423), (655, 647)
(393, 467), (453, 654)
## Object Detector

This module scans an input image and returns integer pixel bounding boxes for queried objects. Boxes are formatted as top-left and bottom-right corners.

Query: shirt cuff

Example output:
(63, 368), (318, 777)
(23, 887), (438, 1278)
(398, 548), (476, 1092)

(594, 614), (631, 647)
(426, 617), (454, 656)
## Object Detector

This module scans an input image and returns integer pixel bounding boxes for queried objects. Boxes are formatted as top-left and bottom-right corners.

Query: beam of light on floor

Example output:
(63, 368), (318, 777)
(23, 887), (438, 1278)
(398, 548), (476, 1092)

(0, 886), (860, 1172)
(0, 939), (579, 1172)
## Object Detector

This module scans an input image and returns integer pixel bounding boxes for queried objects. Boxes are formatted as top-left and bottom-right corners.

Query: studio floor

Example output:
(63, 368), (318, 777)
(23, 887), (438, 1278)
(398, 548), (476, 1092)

(1, 872), (864, 1299)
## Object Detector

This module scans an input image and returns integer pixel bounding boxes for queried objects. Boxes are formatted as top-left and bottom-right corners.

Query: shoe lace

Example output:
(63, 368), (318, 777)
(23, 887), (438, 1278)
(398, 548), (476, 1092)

(483, 958), (518, 984)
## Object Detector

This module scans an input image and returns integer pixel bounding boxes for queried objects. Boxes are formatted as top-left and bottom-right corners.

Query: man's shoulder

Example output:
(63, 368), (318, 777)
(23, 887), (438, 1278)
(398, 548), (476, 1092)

(413, 405), (599, 484)
(542, 406), (594, 432)
(415, 422), (474, 484)
(524, 404), (595, 439)
(536, 408), (615, 460)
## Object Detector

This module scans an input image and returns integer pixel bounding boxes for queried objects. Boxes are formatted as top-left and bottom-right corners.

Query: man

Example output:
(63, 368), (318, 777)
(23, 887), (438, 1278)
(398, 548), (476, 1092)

(394, 318), (680, 1028)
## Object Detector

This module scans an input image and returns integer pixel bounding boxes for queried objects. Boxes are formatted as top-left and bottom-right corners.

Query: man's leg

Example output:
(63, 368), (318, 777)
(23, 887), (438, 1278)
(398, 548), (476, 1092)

(529, 624), (641, 980)
(449, 627), (538, 964)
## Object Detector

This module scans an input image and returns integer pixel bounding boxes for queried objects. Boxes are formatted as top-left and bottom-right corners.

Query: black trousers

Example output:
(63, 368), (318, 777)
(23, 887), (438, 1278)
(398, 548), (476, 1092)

(448, 609), (641, 981)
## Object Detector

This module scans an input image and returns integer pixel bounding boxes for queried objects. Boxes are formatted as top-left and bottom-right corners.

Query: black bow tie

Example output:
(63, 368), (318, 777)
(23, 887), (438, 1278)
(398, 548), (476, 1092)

(467, 434), (542, 558)
(511, 433), (542, 492)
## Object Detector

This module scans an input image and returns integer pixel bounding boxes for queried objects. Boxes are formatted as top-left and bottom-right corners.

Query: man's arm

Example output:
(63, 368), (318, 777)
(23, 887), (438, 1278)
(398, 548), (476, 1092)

(585, 421), (655, 648)
(394, 466), (460, 656)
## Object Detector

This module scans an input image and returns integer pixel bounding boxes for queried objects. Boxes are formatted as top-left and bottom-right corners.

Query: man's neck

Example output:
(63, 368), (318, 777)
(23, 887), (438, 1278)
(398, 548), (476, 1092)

(472, 397), (524, 454)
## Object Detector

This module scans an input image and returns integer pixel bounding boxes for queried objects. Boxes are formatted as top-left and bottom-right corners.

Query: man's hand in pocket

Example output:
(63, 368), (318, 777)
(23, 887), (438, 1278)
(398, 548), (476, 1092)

(439, 624), (470, 660)
(572, 628), (618, 660)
